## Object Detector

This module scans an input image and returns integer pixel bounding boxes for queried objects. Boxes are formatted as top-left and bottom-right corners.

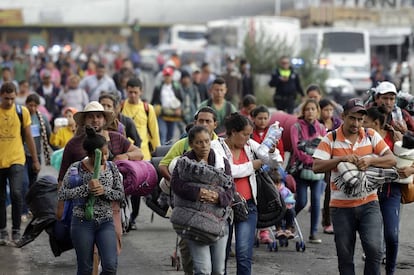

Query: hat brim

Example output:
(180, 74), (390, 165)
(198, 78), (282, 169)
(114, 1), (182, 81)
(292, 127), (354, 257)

(347, 107), (367, 114)
(73, 110), (115, 127)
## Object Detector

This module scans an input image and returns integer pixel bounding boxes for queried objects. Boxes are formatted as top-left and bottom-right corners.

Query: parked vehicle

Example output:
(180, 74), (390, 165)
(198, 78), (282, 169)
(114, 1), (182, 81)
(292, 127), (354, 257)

(301, 27), (371, 93)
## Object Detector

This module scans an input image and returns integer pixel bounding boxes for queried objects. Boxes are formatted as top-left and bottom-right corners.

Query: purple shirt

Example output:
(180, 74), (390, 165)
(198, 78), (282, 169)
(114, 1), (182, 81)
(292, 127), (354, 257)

(58, 131), (131, 181)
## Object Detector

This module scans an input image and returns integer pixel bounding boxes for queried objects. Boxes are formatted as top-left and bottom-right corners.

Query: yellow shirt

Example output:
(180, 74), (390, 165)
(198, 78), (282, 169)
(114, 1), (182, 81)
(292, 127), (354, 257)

(50, 126), (75, 149)
(122, 101), (161, 160)
(0, 104), (31, 168)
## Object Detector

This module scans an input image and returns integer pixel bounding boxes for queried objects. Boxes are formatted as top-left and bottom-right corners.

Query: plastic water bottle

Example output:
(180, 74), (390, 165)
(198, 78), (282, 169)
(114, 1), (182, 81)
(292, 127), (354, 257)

(69, 167), (84, 206)
(260, 164), (270, 173)
(256, 122), (283, 162)
(262, 122), (283, 149)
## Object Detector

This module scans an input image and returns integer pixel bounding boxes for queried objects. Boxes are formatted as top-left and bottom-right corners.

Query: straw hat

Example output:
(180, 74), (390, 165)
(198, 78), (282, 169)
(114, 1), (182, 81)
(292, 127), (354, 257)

(73, 101), (115, 126)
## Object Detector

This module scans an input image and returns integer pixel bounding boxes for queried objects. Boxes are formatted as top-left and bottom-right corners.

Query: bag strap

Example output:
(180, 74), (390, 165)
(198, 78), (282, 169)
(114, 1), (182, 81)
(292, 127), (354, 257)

(16, 104), (24, 142)
(143, 101), (152, 139)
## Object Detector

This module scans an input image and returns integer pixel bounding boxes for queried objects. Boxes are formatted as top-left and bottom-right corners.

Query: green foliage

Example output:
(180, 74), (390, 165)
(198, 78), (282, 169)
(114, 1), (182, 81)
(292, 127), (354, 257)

(297, 49), (329, 93)
(243, 27), (293, 74)
(243, 29), (329, 103)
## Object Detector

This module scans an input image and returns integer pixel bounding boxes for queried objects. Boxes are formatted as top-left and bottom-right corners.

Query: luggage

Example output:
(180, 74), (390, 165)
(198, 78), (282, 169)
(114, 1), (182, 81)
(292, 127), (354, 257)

(114, 160), (158, 197)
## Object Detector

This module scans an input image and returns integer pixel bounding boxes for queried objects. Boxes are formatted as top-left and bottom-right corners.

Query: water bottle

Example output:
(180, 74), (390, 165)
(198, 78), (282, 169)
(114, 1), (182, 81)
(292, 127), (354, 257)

(262, 122), (283, 149)
(69, 167), (84, 206)
(259, 164), (270, 173)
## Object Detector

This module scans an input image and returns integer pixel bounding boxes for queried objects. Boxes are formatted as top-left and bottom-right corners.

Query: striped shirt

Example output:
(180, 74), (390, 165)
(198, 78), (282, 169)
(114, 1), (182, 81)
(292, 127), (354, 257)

(313, 126), (390, 208)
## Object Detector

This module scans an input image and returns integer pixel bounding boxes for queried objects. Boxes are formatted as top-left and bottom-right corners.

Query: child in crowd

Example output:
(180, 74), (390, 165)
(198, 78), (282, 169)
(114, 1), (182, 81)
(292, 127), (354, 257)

(251, 105), (285, 243)
(49, 107), (77, 149)
(269, 168), (296, 239)
(239, 94), (256, 120)
(251, 105), (285, 159)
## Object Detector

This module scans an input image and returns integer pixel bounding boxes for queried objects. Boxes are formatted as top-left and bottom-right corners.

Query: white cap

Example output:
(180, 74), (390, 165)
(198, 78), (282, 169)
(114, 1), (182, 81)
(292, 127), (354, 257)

(376, 81), (397, 95)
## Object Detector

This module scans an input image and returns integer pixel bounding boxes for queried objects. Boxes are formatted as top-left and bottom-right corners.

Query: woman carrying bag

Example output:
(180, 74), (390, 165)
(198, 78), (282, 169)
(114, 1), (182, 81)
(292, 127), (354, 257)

(170, 125), (233, 275)
(211, 113), (283, 275)
(290, 99), (326, 244)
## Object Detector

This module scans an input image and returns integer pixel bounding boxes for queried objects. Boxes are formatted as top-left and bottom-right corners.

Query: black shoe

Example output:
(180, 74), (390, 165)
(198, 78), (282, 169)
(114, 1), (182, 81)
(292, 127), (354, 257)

(128, 222), (137, 231)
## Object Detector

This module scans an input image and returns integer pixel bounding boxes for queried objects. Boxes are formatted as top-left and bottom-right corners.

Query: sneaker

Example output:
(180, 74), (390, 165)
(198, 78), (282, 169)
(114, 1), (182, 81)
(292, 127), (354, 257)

(21, 215), (28, 223)
(0, 230), (9, 246)
(11, 230), (21, 246)
(323, 225), (334, 234)
(309, 235), (322, 244)
(259, 230), (272, 244)
(285, 229), (295, 239)
(276, 230), (286, 239)
(128, 222), (137, 231)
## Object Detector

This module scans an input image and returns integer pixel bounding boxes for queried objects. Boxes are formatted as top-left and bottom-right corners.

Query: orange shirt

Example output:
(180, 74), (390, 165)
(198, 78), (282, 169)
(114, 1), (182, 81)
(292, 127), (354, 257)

(233, 149), (253, 200)
(313, 126), (389, 208)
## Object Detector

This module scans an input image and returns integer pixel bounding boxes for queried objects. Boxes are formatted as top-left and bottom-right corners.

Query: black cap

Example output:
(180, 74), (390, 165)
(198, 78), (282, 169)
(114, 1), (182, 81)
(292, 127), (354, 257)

(343, 98), (367, 114)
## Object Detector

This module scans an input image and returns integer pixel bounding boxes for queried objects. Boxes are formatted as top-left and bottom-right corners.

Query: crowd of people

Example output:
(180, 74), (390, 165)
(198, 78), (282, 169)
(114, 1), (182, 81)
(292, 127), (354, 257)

(0, 46), (413, 275)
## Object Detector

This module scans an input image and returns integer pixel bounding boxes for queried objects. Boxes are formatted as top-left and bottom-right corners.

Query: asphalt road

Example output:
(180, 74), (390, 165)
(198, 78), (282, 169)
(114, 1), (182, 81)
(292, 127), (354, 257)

(1, 165), (414, 275)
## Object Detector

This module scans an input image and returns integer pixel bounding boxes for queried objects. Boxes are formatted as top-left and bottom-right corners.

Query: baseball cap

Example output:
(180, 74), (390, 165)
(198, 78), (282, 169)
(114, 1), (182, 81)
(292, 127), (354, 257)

(343, 98), (367, 114)
(376, 81), (397, 95)
(162, 67), (174, 76)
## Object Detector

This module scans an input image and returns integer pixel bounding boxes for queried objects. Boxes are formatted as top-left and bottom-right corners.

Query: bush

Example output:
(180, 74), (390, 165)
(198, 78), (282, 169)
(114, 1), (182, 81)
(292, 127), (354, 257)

(243, 31), (328, 104)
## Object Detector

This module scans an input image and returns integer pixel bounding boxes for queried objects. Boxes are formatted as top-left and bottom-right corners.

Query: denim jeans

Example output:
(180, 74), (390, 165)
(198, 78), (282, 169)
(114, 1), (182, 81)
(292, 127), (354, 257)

(378, 183), (401, 275)
(331, 201), (383, 275)
(294, 178), (324, 236)
(234, 200), (257, 275)
(187, 224), (229, 275)
(0, 164), (25, 231)
(158, 118), (178, 145)
(71, 216), (118, 275)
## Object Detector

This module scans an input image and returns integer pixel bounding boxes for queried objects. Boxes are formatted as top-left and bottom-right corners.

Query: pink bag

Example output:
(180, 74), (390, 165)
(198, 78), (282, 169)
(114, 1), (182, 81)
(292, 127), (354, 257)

(114, 160), (158, 196)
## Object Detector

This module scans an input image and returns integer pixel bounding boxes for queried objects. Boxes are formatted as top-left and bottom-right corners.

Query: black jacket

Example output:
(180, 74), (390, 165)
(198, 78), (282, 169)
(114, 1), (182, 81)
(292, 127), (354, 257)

(268, 67), (303, 98)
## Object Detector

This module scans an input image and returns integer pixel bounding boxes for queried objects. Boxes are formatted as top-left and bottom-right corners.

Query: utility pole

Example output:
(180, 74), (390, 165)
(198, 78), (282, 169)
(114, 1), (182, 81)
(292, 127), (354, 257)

(274, 0), (281, 15)
(124, 0), (130, 24)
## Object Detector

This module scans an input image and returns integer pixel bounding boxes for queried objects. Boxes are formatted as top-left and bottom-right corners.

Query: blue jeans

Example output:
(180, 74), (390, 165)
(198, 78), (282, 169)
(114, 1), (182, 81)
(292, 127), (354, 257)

(158, 118), (178, 145)
(378, 183), (401, 275)
(0, 164), (25, 231)
(71, 216), (118, 275)
(294, 178), (324, 236)
(234, 200), (257, 275)
(187, 224), (229, 275)
(331, 201), (383, 275)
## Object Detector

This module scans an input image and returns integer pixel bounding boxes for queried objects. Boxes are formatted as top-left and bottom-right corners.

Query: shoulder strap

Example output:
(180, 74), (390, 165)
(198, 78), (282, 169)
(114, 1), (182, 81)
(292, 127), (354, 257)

(225, 102), (232, 117)
(15, 104), (24, 142)
(183, 138), (190, 152)
(332, 130), (337, 142)
(207, 98), (213, 107)
(294, 122), (302, 140)
(143, 101), (152, 138)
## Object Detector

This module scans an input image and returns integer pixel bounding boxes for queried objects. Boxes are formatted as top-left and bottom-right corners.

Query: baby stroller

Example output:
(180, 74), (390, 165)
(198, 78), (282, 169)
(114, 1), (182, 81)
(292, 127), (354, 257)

(255, 168), (306, 252)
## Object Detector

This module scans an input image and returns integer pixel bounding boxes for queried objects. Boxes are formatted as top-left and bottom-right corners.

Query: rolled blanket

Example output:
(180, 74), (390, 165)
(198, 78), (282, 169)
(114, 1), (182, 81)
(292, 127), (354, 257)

(175, 156), (233, 190)
(334, 162), (399, 197)
(170, 156), (232, 244)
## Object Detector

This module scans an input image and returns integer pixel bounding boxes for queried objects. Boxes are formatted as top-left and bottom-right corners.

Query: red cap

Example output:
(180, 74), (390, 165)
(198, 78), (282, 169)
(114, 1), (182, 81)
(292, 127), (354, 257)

(162, 67), (174, 76)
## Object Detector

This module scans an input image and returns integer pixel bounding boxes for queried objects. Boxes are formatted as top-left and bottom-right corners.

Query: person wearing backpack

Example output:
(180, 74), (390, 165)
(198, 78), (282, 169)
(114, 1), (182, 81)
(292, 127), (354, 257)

(289, 98), (327, 244)
(151, 67), (183, 145)
(198, 77), (237, 136)
(0, 82), (40, 246)
(313, 98), (396, 275)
